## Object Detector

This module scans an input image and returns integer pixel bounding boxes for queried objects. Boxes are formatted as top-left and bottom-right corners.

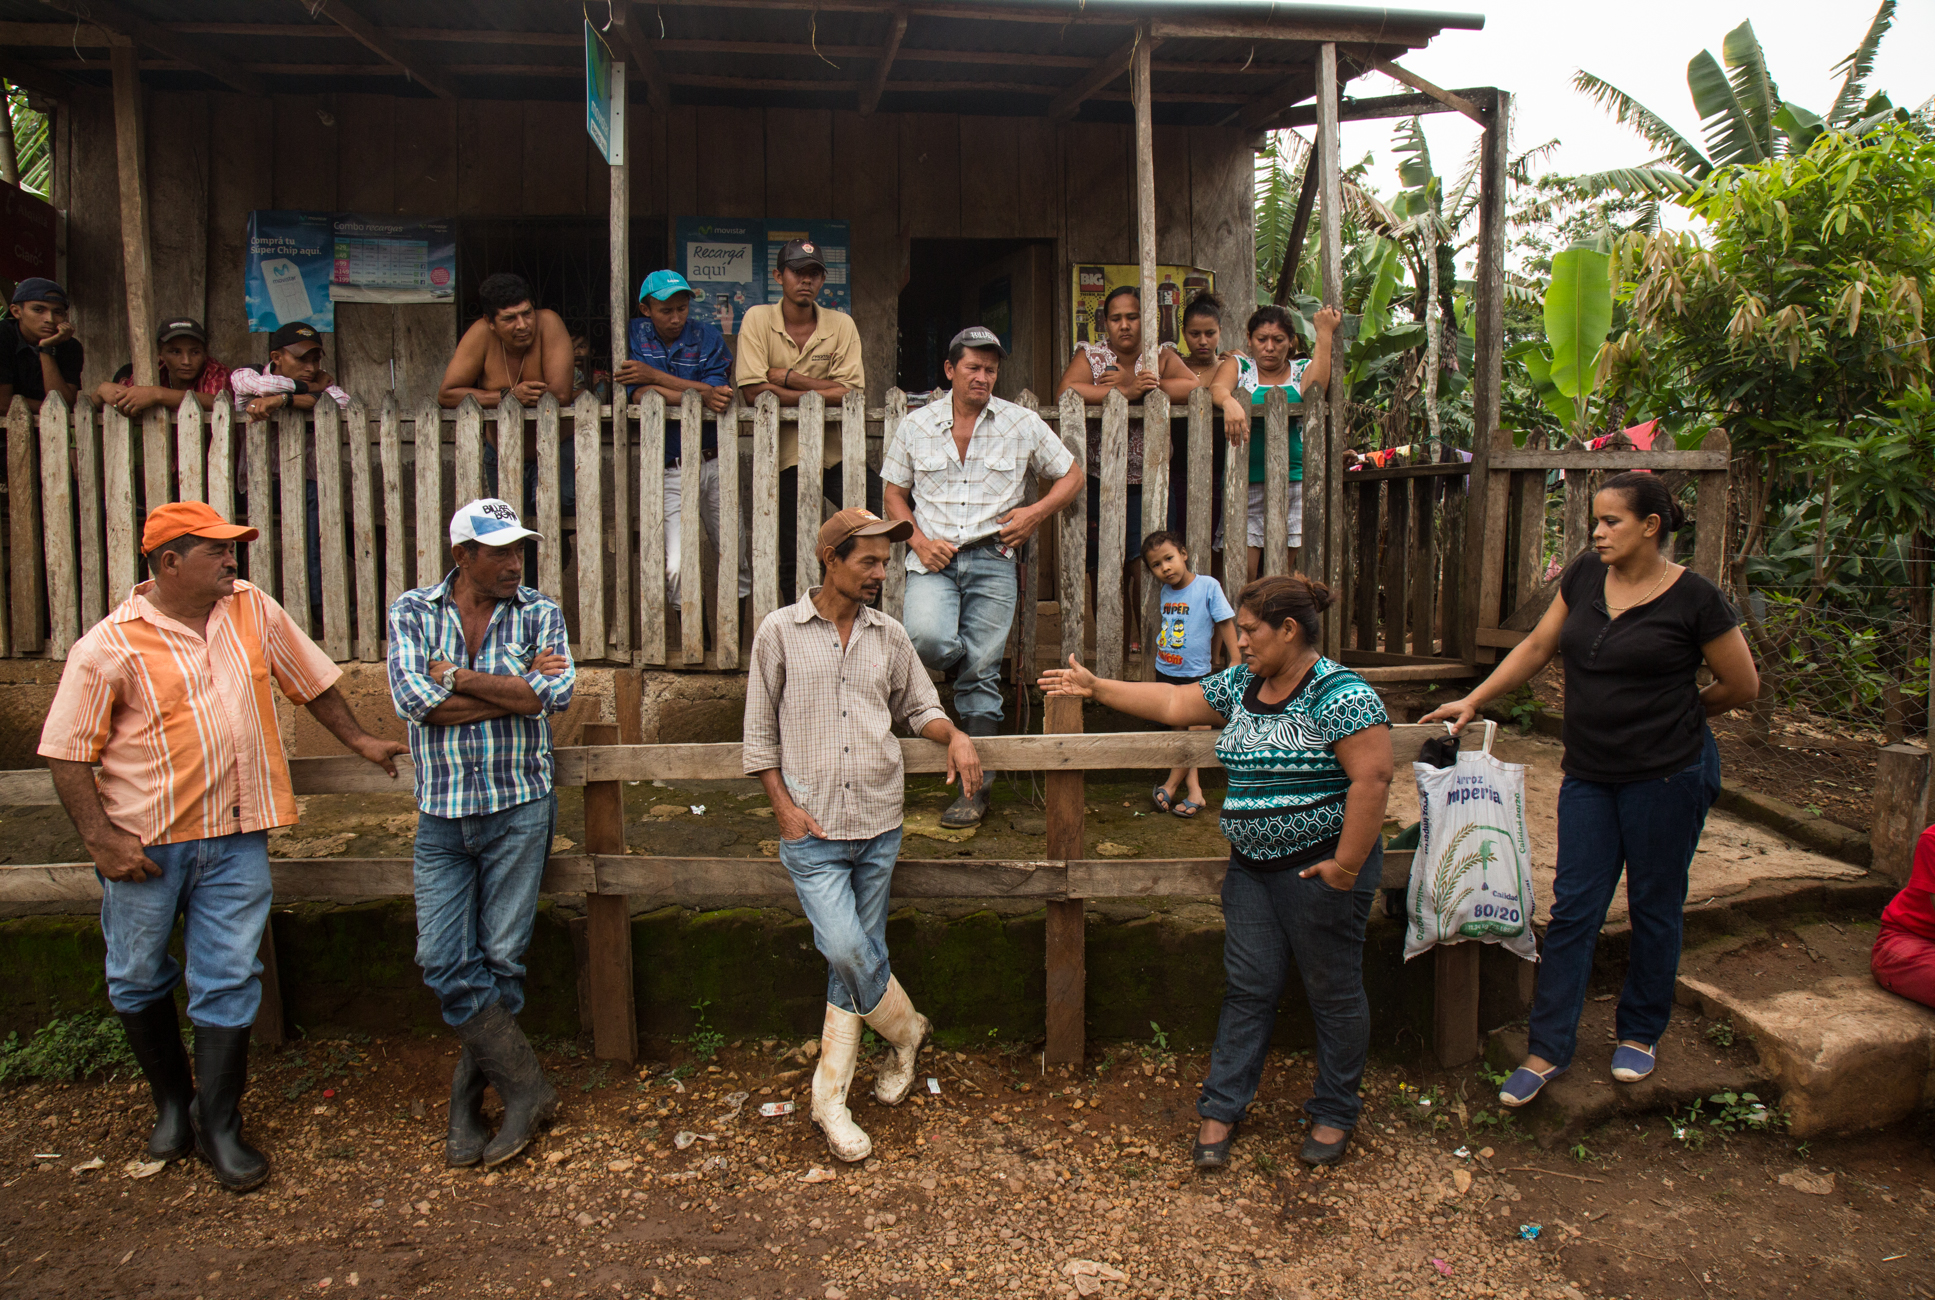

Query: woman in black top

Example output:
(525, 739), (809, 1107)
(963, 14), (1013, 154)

(1422, 473), (1758, 1106)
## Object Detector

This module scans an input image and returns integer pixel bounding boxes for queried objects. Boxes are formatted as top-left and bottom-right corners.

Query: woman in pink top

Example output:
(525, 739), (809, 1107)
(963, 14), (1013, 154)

(1874, 825), (1935, 1009)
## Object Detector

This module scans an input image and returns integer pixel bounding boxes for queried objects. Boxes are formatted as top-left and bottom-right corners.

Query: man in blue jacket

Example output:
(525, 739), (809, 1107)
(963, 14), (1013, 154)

(614, 270), (750, 608)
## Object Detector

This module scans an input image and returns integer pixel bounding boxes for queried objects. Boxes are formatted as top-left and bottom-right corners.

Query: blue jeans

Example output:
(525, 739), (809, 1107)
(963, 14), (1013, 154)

(902, 547), (1017, 726)
(1529, 730), (1722, 1068)
(778, 828), (903, 1014)
(412, 793), (557, 1027)
(99, 831), (272, 1028)
(1198, 843), (1384, 1132)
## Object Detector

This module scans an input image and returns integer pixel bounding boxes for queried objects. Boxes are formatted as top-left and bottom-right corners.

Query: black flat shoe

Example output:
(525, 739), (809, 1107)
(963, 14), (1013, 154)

(1300, 1129), (1350, 1167)
(1191, 1124), (1237, 1172)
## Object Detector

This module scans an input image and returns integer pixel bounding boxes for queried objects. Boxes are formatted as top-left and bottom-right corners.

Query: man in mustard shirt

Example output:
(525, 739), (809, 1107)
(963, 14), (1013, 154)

(735, 239), (867, 598)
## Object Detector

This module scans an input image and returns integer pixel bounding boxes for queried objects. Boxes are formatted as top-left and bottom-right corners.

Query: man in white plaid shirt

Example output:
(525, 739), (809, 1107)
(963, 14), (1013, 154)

(881, 326), (1085, 827)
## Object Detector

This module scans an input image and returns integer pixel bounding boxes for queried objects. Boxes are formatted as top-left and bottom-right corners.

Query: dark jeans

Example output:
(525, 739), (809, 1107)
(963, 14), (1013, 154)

(1198, 842), (1384, 1132)
(1528, 730), (1722, 1068)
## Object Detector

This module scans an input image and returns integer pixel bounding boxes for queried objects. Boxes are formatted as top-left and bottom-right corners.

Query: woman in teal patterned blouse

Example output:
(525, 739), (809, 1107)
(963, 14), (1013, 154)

(1040, 574), (1392, 1170)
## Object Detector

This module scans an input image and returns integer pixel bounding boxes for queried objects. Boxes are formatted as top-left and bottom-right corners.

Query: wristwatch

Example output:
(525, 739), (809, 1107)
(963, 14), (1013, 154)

(36, 343), (58, 356)
(440, 666), (460, 691)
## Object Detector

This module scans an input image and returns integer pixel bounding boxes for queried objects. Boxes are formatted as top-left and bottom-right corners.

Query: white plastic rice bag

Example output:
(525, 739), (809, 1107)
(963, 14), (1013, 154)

(1405, 747), (1538, 962)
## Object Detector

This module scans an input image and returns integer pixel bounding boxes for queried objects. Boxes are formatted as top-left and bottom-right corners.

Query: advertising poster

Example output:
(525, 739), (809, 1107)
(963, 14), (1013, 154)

(0, 185), (59, 287)
(584, 19), (622, 166)
(1071, 264), (1214, 350)
(675, 217), (762, 336)
(329, 214), (455, 304)
(246, 210), (335, 332)
(761, 219), (851, 313)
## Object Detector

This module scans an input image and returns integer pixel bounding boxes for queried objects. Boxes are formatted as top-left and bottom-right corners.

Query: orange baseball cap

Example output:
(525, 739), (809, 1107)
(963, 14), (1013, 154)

(141, 501), (259, 554)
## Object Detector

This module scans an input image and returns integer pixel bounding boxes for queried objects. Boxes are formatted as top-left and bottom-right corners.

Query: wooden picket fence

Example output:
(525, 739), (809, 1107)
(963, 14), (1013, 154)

(0, 715), (1505, 1069)
(2, 386), (1485, 682)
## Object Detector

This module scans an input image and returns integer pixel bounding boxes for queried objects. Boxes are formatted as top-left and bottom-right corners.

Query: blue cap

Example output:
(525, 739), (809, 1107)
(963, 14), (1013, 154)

(639, 270), (693, 302)
(11, 277), (66, 306)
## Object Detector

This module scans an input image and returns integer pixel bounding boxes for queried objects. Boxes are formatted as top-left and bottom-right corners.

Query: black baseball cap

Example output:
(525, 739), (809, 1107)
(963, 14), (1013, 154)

(776, 239), (827, 274)
(949, 326), (1007, 358)
(269, 321), (323, 353)
(11, 277), (67, 306)
(156, 317), (207, 346)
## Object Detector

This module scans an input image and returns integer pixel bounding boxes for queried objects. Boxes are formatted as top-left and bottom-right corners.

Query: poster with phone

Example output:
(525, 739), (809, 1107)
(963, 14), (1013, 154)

(246, 210), (334, 332)
(329, 214), (455, 304)
(1070, 264), (1215, 351)
(675, 217), (761, 336)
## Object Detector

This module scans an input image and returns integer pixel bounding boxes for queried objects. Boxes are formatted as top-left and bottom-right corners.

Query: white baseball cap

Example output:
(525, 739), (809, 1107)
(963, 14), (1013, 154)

(450, 497), (543, 548)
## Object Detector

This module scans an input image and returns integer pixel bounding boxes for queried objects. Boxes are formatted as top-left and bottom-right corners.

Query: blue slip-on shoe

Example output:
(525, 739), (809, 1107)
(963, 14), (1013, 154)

(1611, 1042), (1657, 1083)
(1498, 1063), (1566, 1108)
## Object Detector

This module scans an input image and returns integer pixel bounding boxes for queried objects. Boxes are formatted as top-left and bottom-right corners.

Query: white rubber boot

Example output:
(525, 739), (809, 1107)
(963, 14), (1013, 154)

(810, 1004), (872, 1163)
(863, 976), (932, 1106)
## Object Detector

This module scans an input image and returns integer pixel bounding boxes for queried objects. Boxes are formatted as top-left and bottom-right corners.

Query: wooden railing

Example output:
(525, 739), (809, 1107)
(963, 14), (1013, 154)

(4, 385), (1464, 678)
(0, 718), (1504, 1068)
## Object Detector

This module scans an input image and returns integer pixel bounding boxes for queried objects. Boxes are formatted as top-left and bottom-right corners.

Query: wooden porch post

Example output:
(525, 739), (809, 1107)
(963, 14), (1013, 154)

(608, 61), (633, 658)
(582, 722), (638, 1063)
(1132, 22), (1158, 376)
(1462, 92), (1511, 664)
(109, 43), (157, 387)
(1313, 44), (1345, 652)
(1044, 693), (1085, 1066)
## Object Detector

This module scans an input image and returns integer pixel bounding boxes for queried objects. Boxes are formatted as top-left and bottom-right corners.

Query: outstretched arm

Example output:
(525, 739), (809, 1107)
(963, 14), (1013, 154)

(302, 685), (408, 776)
(1038, 653), (1224, 728)
(1419, 591), (1568, 733)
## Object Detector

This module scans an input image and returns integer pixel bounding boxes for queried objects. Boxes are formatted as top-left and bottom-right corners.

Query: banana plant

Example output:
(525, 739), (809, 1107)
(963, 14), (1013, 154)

(1568, 3), (1905, 199)
(1507, 245), (1614, 441)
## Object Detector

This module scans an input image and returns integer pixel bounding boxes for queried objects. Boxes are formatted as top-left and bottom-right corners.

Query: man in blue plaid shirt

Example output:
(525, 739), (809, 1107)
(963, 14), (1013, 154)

(387, 497), (575, 1169)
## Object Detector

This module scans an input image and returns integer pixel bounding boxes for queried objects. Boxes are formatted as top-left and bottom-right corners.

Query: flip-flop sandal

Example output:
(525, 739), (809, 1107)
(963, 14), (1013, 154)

(1498, 1063), (1566, 1108)
(1611, 1043), (1657, 1082)
(1172, 798), (1204, 819)
(1152, 786), (1175, 814)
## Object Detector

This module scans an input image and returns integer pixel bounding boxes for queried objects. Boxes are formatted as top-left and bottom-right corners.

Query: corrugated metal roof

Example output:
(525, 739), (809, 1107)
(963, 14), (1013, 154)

(3, 0), (1488, 125)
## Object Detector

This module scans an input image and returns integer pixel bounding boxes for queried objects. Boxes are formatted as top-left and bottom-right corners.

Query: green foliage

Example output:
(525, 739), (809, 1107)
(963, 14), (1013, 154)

(0, 1012), (140, 1083)
(680, 998), (725, 1061)
(1671, 1090), (1787, 1146)
(1567, 4), (1906, 199)
(1146, 1021), (1169, 1052)
(5, 87), (49, 197)
(1704, 1020), (1736, 1049)
(1543, 247), (1614, 413)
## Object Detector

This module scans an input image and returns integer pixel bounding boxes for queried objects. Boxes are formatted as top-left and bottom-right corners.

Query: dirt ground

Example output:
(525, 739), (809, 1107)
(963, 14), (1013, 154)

(1, 1030), (1930, 1300)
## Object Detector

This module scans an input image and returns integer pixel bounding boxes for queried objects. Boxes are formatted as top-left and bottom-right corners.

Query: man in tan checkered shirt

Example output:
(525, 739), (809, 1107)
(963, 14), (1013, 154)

(743, 507), (984, 1164)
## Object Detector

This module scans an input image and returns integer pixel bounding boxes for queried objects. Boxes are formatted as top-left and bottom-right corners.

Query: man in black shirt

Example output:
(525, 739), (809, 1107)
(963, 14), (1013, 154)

(0, 277), (83, 408)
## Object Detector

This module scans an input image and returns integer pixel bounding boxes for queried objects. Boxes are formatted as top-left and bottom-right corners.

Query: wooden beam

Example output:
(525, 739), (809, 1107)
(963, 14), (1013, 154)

(0, 55), (76, 99)
(1132, 21), (1158, 375)
(1433, 942), (1482, 1067)
(1272, 141), (1320, 304)
(610, 0), (670, 113)
(1046, 31), (1147, 121)
(1463, 92), (1511, 666)
(304, 0), (457, 101)
(1487, 449), (1727, 472)
(110, 43), (157, 389)
(0, 19), (123, 45)
(39, 0), (266, 97)
(1150, 17), (1471, 44)
(858, 6), (907, 115)
(1260, 87), (1499, 131)
(1043, 694), (1085, 1066)
(1237, 72), (1316, 131)
(1311, 44), (1344, 618)
(581, 723), (637, 1064)
(1347, 48), (1486, 125)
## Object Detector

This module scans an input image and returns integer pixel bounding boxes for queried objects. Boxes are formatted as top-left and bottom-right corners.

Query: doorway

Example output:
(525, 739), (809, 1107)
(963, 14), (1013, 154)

(897, 239), (1057, 400)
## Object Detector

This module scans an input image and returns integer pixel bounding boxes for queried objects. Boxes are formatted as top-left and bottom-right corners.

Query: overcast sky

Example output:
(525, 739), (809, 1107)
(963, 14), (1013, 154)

(1286, 0), (1935, 236)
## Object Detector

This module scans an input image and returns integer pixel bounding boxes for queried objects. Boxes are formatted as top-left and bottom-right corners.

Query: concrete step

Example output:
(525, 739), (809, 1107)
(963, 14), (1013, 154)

(1674, 920), (1935, 1138)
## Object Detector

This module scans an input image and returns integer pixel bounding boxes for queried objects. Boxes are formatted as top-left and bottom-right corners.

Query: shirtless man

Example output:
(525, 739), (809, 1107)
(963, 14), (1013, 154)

(438, 273), (574, 411)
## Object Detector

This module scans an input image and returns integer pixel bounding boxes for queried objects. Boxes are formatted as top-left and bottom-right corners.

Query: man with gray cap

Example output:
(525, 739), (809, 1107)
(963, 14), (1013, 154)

(387, 497), (575, 1168)
(743, 506), (982, 1163)
(882, 326), (1085, 827)
(0, 276), (82, 408)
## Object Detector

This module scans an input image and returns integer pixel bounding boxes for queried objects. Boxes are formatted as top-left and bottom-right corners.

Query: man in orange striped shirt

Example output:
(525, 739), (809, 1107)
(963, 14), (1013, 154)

(38, 501), (406, 1193)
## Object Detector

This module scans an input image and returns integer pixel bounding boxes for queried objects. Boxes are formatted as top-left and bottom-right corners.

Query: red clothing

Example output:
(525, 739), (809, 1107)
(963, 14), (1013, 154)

(1872, 928), (1935, 1010)
(1879, 826), (1935, 943)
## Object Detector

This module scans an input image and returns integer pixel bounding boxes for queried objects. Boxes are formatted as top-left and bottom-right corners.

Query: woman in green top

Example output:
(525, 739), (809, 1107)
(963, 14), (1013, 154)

(1040, 574), (1393, 1169)
(1207, 304), (1341, 581)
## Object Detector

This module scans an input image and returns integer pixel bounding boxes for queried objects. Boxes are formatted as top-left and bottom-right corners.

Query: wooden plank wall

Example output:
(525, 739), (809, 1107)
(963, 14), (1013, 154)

(60, 87), (1256, 419)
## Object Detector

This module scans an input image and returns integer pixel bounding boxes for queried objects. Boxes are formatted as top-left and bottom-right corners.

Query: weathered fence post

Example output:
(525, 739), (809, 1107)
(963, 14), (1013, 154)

(581, 722), (637, 1063)
(1433, 942), (1482, 1068)
(37, 394), (76, 658)
(1872, 742), (1931, 885)
(1044, 693), (1085, 1066)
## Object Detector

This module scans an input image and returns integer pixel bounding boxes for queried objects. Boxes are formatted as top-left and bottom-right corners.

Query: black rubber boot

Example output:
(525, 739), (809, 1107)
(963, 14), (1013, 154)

(117, 997), (194, 1162)
(445, 1047), (491, 1168)
(454, 1002), (558, 1167)
(938, 717), (999, 828)
(189, 1025), (269, 1192)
